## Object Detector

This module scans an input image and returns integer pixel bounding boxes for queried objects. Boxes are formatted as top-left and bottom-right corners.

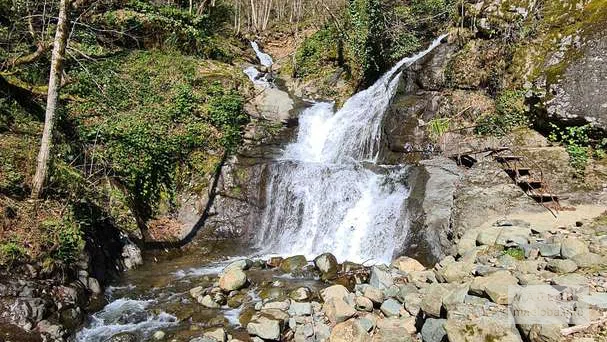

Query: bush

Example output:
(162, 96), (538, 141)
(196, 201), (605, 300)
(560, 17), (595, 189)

(0, 241), (26, 265)
(475, 90), (528, 136)
(41, 214), (84, 263)
(548, 124), (595, 176)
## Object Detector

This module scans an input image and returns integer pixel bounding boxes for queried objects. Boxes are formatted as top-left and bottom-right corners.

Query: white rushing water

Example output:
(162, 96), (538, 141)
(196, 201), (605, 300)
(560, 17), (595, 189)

(251, 41), (273, 67)
(74, 299), (177, 342)
(253, 34), (448, 263)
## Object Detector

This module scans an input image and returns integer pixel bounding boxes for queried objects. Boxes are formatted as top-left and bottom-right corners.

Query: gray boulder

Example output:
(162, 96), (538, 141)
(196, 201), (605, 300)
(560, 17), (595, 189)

(246, 316), (282, 340)
(314, 253), (339, 280)
(511, 289), (568, 342)
(546, 259), (578, 273)
(219, 268), (247, 291)
(421, 318), (447, 342)
(380, 298), (402, 317)
(560, 237), (589, 259)
(329, 319), (370, 342)
(369, 266), (394, 289)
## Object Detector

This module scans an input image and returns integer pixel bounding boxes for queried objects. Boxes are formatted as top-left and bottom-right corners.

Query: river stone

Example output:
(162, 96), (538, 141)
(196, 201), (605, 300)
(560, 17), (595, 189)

(421, 318), (447, 342)
(153, 330), (166, 340)
(407, 270), (436, 287)
(280, 255), (308, 273)
(329, 319), (370, 342)
(537, 243), (561, 257)
(288, 302), (312, 316)
(512, 287), (568, 342)
(496, 227), (532, 245)
(560, 237), (589, 259)
(225, 259), (253, 272)
(420, 283), (451, 317)
(199, 295), (221, 308)
(358, 317), (375, 332)
(204, 328), (226, 342)
(380, 298), (402, 317)
(219, 268), (247, 292)
(321, 285), (350, 302)
(396, 284), (418, 303)
(247, 316), (281, 340)
(551, 273), (587, 287)
(391, 256), (425, 273)
(355, 296), (374, 312)
(373, 318), (414, 342)
(571, 308), (603, 325)
(363, 286), (384, 304)
(108, 332), (139, 342)
(444, 315), (522, 342)
(289, 287), (312, 302)
(314, 253), (339, 280)
(579, 293), (607, 309)
(267, 257), (283, 268)
(263, 301), (290, 311)
(323, 297), (356, 323)
(571, 252), (605, 268)
(546, 259), (578, 273)
(369, 266), (394, 290)
(403, 293), (422, 316)
(477, 229), (501, 246)
(435, 261), (474, 283)
(472, 271), (520, 304)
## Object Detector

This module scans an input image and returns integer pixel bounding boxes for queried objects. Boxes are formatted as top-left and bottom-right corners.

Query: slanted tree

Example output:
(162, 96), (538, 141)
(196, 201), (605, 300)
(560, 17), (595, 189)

(31, 0), (70, 199)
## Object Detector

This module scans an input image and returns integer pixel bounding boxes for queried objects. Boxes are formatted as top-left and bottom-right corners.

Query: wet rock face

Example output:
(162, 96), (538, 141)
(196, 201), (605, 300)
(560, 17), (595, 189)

(545, 35), (607, 131)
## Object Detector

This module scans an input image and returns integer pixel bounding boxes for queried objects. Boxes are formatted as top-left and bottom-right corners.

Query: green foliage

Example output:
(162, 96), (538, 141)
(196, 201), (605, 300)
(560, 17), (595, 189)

(548, 124), (596, 176)
(41, 214), (84, 263)
(293, 28), (340, 78)
(0, 241), (26, 266)
(475, 90), (529, 136)
(66, 51), (246, 217)
(503, 247), (525, 260)
(96, 0), (233, 59)
(427, 117), (451, 142)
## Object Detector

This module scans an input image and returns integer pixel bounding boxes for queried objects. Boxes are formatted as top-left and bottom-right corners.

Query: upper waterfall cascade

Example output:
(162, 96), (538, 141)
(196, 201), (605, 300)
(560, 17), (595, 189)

(251, 41), (273, 67)
(252, 34), (448, 263)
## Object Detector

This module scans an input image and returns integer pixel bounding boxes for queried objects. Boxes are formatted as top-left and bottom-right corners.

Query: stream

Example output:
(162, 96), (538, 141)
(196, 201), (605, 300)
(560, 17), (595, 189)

(73, 36), (447, 342)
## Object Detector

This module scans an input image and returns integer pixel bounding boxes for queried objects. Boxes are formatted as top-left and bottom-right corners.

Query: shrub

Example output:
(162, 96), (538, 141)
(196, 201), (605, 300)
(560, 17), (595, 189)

(475, 90), (528, 136)
(40, 215), (84, 263)
(0, 241), (26, 265)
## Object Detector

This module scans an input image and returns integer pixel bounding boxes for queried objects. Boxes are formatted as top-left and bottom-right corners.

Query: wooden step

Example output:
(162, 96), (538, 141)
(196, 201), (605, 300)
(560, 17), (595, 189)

(495, 155), (524, 163)
(517, 179), (544, 190)
(452, 154), (477, 168)
(528, 192), (559, 202)
(504, 168), (531, 177)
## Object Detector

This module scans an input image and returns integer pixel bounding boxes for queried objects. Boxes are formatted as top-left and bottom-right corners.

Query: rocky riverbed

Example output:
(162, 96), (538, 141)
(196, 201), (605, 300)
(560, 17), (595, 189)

(94, 210), (607, 342)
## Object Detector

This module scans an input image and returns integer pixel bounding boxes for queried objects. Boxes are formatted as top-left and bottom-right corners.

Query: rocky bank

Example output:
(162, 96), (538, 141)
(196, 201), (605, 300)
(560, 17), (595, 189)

(112, 207), (607, 342)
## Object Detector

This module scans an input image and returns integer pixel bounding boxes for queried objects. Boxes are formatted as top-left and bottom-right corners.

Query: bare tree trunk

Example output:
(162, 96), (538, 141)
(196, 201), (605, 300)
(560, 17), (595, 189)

(31, 0), (70, 199)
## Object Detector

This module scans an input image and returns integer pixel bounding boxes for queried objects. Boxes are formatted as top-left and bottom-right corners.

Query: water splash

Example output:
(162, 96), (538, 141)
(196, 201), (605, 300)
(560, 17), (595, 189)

(74, 299), (177, 342)
(253, 34), (448, 263)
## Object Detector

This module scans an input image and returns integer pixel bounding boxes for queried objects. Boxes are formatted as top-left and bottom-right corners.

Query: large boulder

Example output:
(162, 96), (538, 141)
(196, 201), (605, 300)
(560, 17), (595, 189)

(444, 286), (523, 340)
(323, 297), (356, 324)
(279, 255), (308, 273)
(560, 237), (589, 259)
(543, 34), (607, 132)
(329, 319), (370, 342)
(219, 268), (247, 291)
(369, 266), (394, 290)
(391, 256), (425, 273)
(512, 287), (568, 342)
(421, 318), (447, 342)
(246, 315), (282, 340)
(314, 253), (339, 280)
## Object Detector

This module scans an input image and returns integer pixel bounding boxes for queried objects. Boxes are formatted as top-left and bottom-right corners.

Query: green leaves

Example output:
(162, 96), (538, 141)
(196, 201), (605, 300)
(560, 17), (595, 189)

(66, 51), (247, 218)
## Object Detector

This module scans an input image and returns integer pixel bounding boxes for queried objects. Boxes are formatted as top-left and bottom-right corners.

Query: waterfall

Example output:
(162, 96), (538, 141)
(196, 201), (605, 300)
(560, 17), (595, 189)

(251, 41), (273, 67)
(252, 34), (448, 263)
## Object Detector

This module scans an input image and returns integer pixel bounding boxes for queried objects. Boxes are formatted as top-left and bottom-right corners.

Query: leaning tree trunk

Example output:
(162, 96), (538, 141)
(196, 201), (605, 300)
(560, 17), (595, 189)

(31, 0), (70, 199)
